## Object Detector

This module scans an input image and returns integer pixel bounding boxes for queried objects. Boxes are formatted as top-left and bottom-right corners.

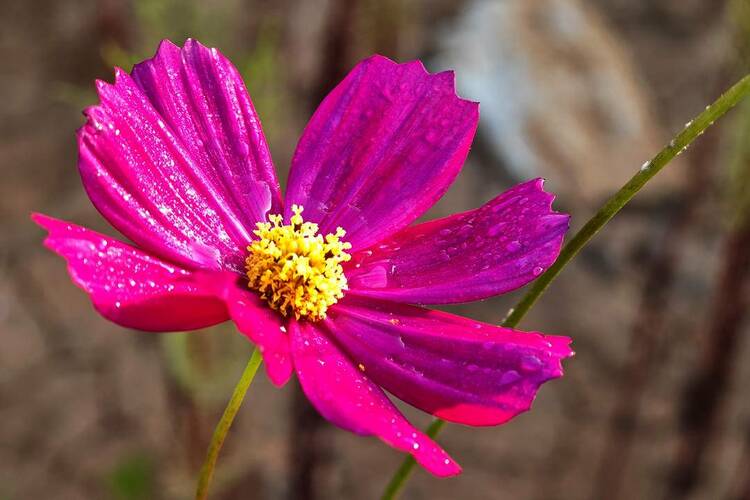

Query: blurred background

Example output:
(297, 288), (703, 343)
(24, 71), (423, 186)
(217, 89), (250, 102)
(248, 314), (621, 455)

(2, 0), (750, 498)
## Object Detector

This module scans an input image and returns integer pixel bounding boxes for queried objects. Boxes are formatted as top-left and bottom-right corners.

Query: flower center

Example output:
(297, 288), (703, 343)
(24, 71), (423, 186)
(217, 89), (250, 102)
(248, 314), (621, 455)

(245, 205), (352, 321)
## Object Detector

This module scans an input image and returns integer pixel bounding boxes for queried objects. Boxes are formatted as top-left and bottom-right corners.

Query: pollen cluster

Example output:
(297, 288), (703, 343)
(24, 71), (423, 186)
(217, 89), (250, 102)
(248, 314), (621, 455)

(245, 205), (352, 321)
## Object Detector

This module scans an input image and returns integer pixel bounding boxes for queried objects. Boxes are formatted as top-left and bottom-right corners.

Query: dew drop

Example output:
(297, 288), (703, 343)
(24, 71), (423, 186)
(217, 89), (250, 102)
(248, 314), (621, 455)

(501, 370), (521, 385)
(506, 240), (521, 252)
(488, 224), (503, 237)
(521, 355), (542, 371)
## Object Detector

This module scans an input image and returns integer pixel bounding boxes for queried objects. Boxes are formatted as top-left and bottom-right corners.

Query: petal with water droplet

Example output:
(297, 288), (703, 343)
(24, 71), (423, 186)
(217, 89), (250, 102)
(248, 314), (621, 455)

(285, 55), (478, 251)
(80, 39), (279, 273)
(325, 295), (573, 426)
(204, 271), (293, 387)
(346, 179), (569, 304)
(289, 319), (460, 476)
(33, 214), (228, 331)
(131, 39), (281, 228)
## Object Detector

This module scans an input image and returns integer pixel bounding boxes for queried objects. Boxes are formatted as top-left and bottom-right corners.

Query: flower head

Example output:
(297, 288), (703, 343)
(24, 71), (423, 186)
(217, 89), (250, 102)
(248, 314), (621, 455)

(34, 39), (573, 476)
(245, 205), (351, 320)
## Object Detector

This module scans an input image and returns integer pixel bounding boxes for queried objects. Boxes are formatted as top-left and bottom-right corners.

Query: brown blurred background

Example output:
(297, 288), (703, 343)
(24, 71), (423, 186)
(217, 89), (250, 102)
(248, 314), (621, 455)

(2, 0), (750, 498)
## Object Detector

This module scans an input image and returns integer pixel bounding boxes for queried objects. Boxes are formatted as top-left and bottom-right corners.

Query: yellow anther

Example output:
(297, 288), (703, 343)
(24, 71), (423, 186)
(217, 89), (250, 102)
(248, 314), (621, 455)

(245, 205), (352, 321)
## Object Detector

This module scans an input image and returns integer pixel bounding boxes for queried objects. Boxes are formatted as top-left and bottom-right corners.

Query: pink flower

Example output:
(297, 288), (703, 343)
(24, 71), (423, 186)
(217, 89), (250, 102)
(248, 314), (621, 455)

(34, 39), (573, 476)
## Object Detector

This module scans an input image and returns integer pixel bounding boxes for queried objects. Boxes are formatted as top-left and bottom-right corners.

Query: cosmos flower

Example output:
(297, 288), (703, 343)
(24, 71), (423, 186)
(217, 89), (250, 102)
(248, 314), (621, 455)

(34, 39), (573, 476)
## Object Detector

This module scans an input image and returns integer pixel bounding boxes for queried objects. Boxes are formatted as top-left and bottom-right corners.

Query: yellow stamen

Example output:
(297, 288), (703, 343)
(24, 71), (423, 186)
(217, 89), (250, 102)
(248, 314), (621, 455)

(245, 205), (351, 321)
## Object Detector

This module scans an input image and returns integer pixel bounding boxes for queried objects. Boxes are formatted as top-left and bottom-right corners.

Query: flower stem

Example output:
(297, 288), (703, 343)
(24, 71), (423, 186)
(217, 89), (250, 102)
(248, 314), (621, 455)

(380, 73), (750, 500)
(195, 347), (263, 500)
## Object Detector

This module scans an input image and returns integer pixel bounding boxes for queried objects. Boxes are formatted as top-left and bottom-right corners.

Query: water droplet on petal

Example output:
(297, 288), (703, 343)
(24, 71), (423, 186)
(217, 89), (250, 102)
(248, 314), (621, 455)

(501, 370), (521, 385)
(506, 240), (521, 252)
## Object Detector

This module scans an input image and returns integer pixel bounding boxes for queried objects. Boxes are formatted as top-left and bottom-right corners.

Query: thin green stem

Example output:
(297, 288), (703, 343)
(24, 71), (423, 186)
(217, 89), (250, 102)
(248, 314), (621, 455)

(380, 73), (750, 500)
(195, 347), (263, 500)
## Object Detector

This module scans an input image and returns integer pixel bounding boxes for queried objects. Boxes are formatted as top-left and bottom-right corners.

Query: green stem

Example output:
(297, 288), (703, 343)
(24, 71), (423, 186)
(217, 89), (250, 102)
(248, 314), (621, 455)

(380, 73), (750, 500)
(195, 347), (263, 500)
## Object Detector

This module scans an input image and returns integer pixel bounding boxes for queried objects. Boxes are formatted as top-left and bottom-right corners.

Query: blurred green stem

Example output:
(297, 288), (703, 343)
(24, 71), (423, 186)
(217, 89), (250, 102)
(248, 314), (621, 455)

(195, 347), (263, 500)
(380, 73), (750, 500)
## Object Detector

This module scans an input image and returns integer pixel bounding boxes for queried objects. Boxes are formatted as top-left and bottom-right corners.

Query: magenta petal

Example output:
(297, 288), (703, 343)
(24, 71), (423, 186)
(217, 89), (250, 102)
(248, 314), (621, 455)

(289, 319), (461, 476)
(285, 55), (479, 251)
(204, 272), (293, 387)
(346, 179), (569, 304)
(326, 296), (573, 426)
(131, 39), (281, 226)
(33, 213), (228, 331)
(80, 40), (279, 272)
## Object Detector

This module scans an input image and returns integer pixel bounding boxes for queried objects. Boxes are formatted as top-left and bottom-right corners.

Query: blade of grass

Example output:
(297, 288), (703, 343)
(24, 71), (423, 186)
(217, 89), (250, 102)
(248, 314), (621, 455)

(195, 348), (263, 500)
(380, 73), (750, 500)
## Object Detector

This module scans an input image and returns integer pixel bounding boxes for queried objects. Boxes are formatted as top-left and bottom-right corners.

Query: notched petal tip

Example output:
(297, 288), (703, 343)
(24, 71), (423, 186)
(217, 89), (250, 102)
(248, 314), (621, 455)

(30, 211), (51, 226)
(113, 66), (128, 81)
(434, 69), (481, 109)
(528, 177), (565, 213)
(132, 39), (180, 75)
(327, 299), (574, 427)
(157, 38), (180, 52)
(289, 320), (462, 476)
(182, 38), (224, 63)
(183, 37), (202, 49)
(76, 36), (282, 270)
(543, 336), (574, 379)
(286, 52), (480, 250)
(363, 54), (480, 110)
(93, 78), (110, 98)
(346, 177), (570, 304)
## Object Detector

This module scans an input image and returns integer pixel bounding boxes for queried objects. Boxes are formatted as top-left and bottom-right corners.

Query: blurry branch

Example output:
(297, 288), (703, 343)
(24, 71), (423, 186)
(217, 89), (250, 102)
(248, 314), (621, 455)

(7, 254), (75, 362)
(100, 41), (142, 71)
(49, 82), (98, 110)
(664, 5), (750, 496)
(132, 0), (199, 49)
(289, 2), (359, 500)
(665, 168), (750, 498)
(312, 0), (358, 105)
(665, 105), (750, 500)
(96, 0), (134, 61)
(238, 16), (287, 161)
(590, 75), (727, 500)
(502, 67), (750, 327)
(727, 421), (750, 500)
(382, 71), (750, 500)
(100, 0), (247, 71)
(590, 124), (720, 500)
(727, 28), (750, 500)
(729, 0), (750, 230)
